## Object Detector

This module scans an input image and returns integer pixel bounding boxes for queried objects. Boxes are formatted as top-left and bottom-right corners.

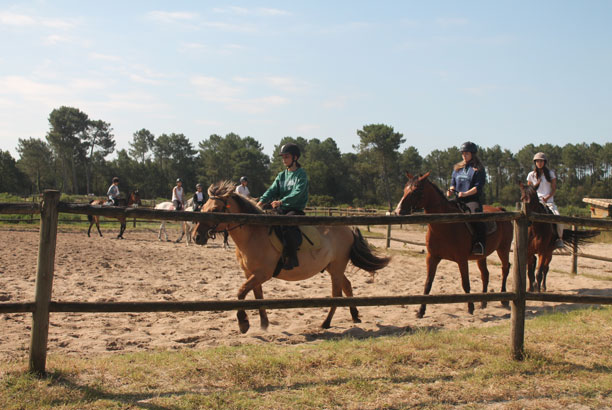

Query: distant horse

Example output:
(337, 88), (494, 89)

(519, 183), (599, 292)
(87, 190), (142, 239)
(155, 198), (229, 247)
(192, 181), (390, 333)
(394, 172), (514, 318)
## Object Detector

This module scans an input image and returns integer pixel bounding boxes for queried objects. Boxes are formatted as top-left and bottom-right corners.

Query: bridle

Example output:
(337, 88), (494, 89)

(205, 195), (244, 239)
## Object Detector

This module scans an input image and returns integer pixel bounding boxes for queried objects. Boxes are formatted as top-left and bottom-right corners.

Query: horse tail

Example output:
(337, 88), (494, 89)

(349, 227), (391, 273)
(562, 228), (600, 249)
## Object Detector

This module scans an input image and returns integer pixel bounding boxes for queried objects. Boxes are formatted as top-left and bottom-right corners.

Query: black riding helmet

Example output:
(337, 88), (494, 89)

(460, 141), (478, 153)
(240, 176), (248, 183)
(279, 143), (301, 159)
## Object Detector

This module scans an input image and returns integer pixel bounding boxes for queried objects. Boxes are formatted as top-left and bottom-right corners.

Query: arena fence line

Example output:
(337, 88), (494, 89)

(1, 190), (612, 374)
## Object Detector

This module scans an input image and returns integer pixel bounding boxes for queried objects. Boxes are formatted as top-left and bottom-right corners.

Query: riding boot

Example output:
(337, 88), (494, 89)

(282, 227), (300, 270)
(471, 222), (486, 255)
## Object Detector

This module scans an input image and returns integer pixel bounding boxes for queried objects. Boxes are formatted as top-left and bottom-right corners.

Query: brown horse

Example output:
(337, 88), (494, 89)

(519, 183), (598, 291)
(87, 190), (142, 239)
(394, 172), (513, 318)
(192, 181), (390, 333)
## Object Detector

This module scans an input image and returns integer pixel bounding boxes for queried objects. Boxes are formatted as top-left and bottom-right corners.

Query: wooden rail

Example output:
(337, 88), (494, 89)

(1, 191), (612, 374)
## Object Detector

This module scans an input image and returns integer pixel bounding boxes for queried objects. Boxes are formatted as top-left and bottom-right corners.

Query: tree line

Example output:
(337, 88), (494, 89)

(2, 106), (611, 209)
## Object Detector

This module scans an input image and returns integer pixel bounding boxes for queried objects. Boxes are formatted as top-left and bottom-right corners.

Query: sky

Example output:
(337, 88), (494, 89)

(1, 0), (611, 161)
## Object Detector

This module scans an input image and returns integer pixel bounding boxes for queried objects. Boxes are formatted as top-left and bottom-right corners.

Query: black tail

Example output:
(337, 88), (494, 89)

(349, 227), (391, 273)
(562, 228), (600, 249)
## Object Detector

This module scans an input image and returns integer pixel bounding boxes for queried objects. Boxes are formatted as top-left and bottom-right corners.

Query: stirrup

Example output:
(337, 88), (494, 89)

(471, 242), (485, 255)
(554, 238), (564, 249)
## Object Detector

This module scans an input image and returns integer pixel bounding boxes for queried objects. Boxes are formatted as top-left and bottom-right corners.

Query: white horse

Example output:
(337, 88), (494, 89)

(154, 198), (230, 248)
(155, 198), (195, 244)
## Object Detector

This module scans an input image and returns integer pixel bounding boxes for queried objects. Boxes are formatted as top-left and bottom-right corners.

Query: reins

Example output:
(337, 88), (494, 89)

(206, 195), (245, 239)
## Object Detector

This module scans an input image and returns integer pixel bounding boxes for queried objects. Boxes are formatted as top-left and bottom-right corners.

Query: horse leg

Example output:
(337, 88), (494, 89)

(236, 275), (262, 333)
(342, 275), (361, 323)
(417, 254), (441, 318)
(252, 284), (269, 330)
(321, 273), (344, 329)
(476, 258), (490, 309)
(497, 249), (511, 307)
(527, 254), (537, 292)
(185, 223), (192, 246)
(95, 218), (102, 237)
(535, 255), (546, 292)
(118, 218), (126, 239)
(175, 222), (185, 243)
(223, 230), (229, 250)
(541, 254), (553, 292)
(457, 260), (474, 314)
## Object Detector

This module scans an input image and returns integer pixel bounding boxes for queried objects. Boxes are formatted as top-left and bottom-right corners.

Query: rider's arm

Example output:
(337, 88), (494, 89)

(259, 172), (282, 205)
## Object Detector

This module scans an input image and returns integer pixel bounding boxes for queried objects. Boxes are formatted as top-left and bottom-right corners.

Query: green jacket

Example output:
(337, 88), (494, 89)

(260, 167), (309, 211)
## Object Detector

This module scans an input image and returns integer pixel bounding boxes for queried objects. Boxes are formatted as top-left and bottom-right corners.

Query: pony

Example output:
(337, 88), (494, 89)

(519, 182), (599, 292)
(87, 190), (142, 239)
(394, 172), (514, 318)
(192, 181), (391, 333)
(155, 198), (229, 248)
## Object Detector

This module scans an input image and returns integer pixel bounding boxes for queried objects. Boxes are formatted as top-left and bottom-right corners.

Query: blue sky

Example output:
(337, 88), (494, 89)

(1, 1), (611, 160)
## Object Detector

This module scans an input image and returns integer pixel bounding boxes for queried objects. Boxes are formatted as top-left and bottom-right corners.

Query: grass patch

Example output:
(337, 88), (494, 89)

(2, 307), (612, 409)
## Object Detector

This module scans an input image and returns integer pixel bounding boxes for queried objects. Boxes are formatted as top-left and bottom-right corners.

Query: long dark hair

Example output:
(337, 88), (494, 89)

(454, 153), (484, 172)
(533, 163), (553, 182)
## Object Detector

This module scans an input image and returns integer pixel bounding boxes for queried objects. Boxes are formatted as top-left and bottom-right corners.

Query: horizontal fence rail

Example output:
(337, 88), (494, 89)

(0, 292), (516, 314)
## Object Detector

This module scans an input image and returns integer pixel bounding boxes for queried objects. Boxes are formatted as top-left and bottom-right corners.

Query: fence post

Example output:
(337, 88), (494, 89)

(571, 224), (578, 274)
(29, 190), (61, 375)
(386, 224), (391, 248)
(511, 202), (529, 360)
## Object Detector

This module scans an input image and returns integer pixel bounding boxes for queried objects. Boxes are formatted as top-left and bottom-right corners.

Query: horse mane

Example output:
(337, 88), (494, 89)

(420, 176), (460, 211)
(208, 180), (263, 214)
(524, 184), (548, 213)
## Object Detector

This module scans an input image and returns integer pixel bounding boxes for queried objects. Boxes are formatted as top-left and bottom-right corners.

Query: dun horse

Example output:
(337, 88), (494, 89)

(519, 183), (598, 291)
(395, 172), (513, 317)
(192, 181), (390, 333)
(87, 190), (141, 239)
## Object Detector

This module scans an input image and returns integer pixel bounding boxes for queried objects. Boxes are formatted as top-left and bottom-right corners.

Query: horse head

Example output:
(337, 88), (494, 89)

(193, 181), (243, 246)
(519, 182), (541, 212)
(128, 190), (142, 207)
(395, 171), (430, 215)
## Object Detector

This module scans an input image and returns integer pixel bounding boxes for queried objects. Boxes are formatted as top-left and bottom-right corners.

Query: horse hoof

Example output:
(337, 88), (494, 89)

(416, 311), (425, 319)
(321, 321), (331, 329)
(238, 320), (250, 333)
(468, 303), (474, 315)
(352, 317), (362, 324)
(480, 301), (487, 309)
(501, 301), (510, 308)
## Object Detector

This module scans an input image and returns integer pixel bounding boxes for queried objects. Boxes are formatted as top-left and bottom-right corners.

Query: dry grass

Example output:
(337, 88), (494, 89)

(1, 307), (611, 409)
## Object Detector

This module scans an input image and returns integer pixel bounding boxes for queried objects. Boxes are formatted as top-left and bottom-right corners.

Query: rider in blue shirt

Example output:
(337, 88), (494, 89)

(448, 141), (487, 255)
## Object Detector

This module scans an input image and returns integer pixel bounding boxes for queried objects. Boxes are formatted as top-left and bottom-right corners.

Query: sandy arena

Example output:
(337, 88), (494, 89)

(1, 224), (610, 360)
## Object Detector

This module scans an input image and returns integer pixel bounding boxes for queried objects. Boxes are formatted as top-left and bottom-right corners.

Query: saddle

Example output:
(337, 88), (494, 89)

(268, 225), (322, 253)
(455, 201), (497, 237)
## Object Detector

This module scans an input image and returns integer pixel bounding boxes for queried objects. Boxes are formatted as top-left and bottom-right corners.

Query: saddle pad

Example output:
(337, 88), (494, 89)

(464, 221), (498, 237)
(269, 225), (323, 253)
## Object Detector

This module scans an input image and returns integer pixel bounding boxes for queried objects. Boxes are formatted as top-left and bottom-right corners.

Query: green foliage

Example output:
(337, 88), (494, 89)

(6, 107), (612, 209)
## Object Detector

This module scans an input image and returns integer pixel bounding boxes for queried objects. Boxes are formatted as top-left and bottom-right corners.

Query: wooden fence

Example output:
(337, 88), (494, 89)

(1, 190), (612, 374)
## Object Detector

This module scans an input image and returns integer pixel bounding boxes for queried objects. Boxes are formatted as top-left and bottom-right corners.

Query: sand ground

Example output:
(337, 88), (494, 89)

(1, 224), (610, 360)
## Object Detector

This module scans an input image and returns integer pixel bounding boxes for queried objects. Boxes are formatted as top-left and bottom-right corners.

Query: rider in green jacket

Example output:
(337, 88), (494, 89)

(257, 143), (309, 269)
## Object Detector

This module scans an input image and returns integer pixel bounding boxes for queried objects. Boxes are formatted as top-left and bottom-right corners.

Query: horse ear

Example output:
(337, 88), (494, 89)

(406, 171), (413, 179)
(421, 171), (430, 179)
(519, 181), (524, 189)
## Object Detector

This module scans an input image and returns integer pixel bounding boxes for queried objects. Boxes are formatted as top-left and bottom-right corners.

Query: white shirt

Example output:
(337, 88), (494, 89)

(526, 170), (556, 203)
(236, 185), (250, 197)
(172, 186), (184, 203)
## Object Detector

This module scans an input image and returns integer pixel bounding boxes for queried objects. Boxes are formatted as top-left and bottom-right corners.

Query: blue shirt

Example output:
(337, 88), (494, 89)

(450, 164), (486, 203)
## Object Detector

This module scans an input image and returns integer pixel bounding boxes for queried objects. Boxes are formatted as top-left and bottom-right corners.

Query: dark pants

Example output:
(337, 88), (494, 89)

(279, 209), (304, 269)
(463, 201), (486, 247)
(173, 200), (183, 211)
